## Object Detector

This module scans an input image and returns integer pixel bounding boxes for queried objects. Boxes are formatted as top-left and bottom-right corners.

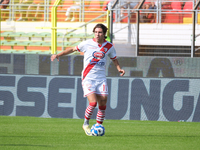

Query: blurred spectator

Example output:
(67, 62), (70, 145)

(161, 0), (171, 9)
(120, 0), (139, 18)
(0, 0), (9, 8)
(102, 0), (117, 22)
(182, 0), (193, 18)
(0, 0), (10, 21)
(140, 0), (157, 23)
(64, 0), (80, 22)
(16, 0), (34, 21)
(180, 1), (186, 10)
(102, 0), (115, 12)
(161, 0), (182, 23)
(103, 0), (116, 11)
(102, 0), (121, 23)
(26, 0), (44, 21)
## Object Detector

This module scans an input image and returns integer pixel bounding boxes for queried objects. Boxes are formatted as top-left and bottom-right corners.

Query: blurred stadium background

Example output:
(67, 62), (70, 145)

(1, 0), (200, 56)
(1, 0), (200, 123)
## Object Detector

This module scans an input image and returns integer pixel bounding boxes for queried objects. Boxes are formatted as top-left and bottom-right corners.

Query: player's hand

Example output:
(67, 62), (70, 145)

(51, 54), (59, 61)
(119, 69), (125, 76)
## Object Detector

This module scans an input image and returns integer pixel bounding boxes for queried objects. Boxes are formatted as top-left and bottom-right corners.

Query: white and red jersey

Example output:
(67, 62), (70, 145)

(76, 38), (117, 80)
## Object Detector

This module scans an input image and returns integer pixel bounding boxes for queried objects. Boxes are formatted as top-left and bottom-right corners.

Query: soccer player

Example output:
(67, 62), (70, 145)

(51, 23), (125, 136)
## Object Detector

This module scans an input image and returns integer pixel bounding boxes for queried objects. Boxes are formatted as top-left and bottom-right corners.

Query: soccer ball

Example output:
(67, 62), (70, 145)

(91, 124), (105, 136)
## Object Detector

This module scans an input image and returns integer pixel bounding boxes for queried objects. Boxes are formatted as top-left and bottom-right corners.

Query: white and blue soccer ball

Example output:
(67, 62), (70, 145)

(91, 124), (105, 136)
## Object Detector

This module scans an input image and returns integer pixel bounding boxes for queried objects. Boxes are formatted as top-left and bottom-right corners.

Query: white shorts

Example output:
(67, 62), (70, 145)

(82, 79), (108, 97)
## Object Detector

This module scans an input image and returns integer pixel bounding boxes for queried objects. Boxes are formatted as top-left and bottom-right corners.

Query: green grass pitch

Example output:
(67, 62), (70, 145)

(0, 116), (200, 150)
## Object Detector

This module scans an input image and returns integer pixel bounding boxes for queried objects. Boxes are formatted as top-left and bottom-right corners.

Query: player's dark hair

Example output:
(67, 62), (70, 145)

(93, 23), (107, 39)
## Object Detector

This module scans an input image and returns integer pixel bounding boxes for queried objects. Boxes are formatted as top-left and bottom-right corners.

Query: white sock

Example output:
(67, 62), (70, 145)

(83, 118), (89, 126)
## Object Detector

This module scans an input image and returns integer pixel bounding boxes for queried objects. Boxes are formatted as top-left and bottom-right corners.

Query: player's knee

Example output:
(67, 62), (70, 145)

(89, 102), (97, 107)
(99, 105), (106, 110)
(99, 98), (107, 106)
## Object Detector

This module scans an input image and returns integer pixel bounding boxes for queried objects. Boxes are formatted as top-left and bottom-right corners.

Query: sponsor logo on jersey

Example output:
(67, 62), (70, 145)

(92, 51), (105, 59)
(90, 60), (105, 66)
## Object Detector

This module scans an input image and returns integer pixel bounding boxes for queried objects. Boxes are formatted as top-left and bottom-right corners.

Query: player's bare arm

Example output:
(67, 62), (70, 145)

(112, 59), (125, 76)
(51, 47), (77, 61)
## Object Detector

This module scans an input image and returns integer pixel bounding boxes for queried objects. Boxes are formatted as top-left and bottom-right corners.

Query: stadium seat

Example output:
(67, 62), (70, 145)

(0, 40), (8, 45)
(29, 41), (43, 46)
(162, 1), (182, 23)
(0, 40), (11, 50)
(62, 0), (74, 9)
(25, 32), (39, 37)
(1, 9), (10, 21)
(84, 11), (106, 22)
(24, 32), (40, 40)
(172, 1), (183, 23)
(1, 32), (24, 41)
(84, 1), (90, 9)
(13, 41), (30, 50)
(171, 1), (182, 10)
(19, 41), (31, 45)
(120, 12), (136, 23)
(57, 41), (72, 47)
(41, 42), (51, 47)
(15, 41), (31, 46)
(9, 32), (25, 37)
(57, 32), (64, 38)
(50, 0), (75, 22)
(65, 33), (75, 37)
(31, 0), (45, 21)
(38, 51), (52, 54)
(74, 33), (93, 39)
(0, 40), (18, 51)
(0, 49), (16, 53)
(38, 32), (51, 40)
(0, 32), (4, 40)
(71, 41), (81, 47)
(49, 0), (65, 10)
(0, 30), (92, 54)
(163, 2), (182, 23)
(1, 32), (14, 41)
(1, 40), (18, 46)
(83, 0), (106, 22)
(87, 0), (101, 11)
(28, 41), (70, 47)
(1, 31), (14, 37)
(38, 32), (51, 37)
(27, 41), (50, 51)
(183, 1), (193, 18)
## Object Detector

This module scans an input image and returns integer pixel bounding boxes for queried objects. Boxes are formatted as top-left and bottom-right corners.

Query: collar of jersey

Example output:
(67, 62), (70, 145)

(93, 38), (107, 47)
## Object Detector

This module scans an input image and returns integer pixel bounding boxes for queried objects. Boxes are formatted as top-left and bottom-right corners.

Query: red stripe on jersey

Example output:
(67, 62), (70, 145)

(76, 46), (81, 52)
(102, 42), (112, 53)
(110, 56), (117, 60)
(82, 59), (99, 80)
(82, 42), (113, 80)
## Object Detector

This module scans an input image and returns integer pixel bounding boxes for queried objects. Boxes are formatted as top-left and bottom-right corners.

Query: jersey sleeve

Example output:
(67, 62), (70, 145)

(108, 46), (117, 60)
(75, 41), (87, 52)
